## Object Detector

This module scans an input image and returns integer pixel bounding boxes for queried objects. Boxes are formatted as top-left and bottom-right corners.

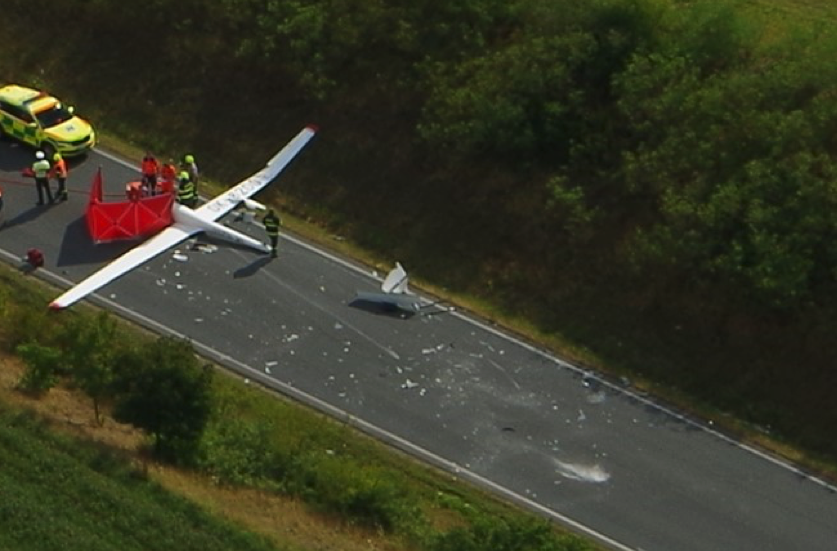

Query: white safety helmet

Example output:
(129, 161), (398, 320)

(35, 151), (45, 160)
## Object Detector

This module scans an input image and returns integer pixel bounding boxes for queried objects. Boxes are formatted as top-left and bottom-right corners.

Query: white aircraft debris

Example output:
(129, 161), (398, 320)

(352, 262), (424, 313)
(587, 391), (607, 404)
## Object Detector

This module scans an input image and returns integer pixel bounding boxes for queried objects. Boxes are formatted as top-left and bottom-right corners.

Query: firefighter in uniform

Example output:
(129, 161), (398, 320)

(176, 171), (197, 208)
(263, 209), (281, 257)
(181, 154), (199, 193)
(32, 151), (53, 205)
(52, 152), (69, 202)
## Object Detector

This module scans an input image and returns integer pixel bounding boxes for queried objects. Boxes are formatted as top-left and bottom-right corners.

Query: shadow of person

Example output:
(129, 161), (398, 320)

(2, 203), (55, 230)
(233, 255), (273, 279)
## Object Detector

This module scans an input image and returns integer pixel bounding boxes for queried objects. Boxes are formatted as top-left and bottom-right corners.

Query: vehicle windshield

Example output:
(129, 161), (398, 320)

(34, 104), (74, 129)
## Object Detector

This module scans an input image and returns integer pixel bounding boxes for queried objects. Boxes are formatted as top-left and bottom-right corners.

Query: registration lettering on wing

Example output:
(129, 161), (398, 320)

(205, 172), (271, 215)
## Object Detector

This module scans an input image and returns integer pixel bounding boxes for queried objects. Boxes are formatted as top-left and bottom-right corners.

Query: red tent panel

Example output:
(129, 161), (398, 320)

(85, 170), (174, 243)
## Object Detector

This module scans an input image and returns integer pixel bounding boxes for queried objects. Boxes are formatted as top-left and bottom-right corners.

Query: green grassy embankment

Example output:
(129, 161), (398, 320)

(0, 404), (281, 551)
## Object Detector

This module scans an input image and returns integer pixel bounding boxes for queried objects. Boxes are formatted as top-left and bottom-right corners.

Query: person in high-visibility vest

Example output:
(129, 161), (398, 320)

(52, 153), (69, 202)
(263, 209), (281, 257)
(176, 171), (197, 208)
(181, 154), (199, 193)
(31, 151), (53, 205)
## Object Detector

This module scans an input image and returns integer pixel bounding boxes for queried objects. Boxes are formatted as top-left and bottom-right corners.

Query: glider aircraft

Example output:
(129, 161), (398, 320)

(49, 125), (317, 310)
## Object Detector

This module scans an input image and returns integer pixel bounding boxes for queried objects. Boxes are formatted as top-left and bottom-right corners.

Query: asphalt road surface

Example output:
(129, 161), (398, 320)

(1, 139), (835, 551)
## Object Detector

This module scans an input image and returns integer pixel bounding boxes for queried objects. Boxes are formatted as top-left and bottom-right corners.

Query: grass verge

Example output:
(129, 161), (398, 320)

(0, 400), (281, 551)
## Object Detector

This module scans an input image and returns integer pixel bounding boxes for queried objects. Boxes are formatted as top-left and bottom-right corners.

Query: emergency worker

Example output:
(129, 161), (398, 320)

(160, 159), (177, 194)
(32, 151), (53, 205)
(263, 209), (281, 257)
(141, 152), (160, 195)
(176, 171), (197, 208)
(181, 154), (199, 192)
(126, 181), (143, 201)
(52, 153), (69, 202)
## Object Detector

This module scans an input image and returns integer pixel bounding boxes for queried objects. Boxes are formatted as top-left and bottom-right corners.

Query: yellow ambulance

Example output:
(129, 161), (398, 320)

(0, 84), (96, 157)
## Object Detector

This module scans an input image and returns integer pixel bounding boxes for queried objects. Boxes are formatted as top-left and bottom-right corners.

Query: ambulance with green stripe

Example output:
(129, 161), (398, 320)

(0, 84), (96, 157)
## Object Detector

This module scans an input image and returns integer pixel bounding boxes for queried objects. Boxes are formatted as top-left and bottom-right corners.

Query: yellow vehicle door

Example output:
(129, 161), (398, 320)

(0, 101), (15, 137)
(0, 101), (40, 147)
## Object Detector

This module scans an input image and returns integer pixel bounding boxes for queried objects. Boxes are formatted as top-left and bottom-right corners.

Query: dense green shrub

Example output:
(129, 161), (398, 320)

(429, 515), (593, 551)
(293, 451), (415, 531)
(198, 416), (286, 489)
(15, 342), (61, 395)
(111, 338), (213, 464)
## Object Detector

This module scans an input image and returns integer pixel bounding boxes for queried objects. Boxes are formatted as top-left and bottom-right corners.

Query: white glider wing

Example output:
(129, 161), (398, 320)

(195, 125), (317, 222)
(49, 125), (317, 310)
(49, 225), (198, 310)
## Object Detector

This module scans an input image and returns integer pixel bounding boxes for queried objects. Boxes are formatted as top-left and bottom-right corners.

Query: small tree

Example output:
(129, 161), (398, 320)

(16, 342), (61, 396)
(59, 312), (118, 425)
(111, 337), (213, 463)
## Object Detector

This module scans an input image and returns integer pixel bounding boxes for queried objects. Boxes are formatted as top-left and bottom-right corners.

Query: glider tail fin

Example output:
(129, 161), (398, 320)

(381, 262), (409, 294)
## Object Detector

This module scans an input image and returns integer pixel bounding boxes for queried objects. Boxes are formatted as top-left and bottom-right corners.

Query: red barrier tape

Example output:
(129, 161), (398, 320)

(0, 175), (132, 197)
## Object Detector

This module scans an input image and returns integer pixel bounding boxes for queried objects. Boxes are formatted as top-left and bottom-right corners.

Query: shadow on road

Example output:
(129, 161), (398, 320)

(348, 297), (416, 319)
(0, 139), (34, 172)
(233, 255), (273, 279)
(56, 216), (135, 267)
(2, 203), (56, 230)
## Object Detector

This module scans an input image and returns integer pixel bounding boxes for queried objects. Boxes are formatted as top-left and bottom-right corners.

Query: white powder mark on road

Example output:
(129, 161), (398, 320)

(554, 459), (610, 483)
